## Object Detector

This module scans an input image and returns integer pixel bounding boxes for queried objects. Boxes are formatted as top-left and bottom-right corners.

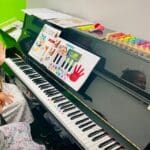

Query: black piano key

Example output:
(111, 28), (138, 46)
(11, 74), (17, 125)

(92, 132), (107, 141)
(39, 80), (48, 85)
(63, 106), (76, 112)
(33, 80), (46, 85)
(39, 85), (52, 90)
(104, 142), (119, 150)
(28, 74), (40, 79)
(48, 89), (59, 93)
(88, 129), (104, 137)
(43, 87), (53, 92)
(33, 78), (47, 84)
(82, 124), (96, 132)
(43, 88), (56, 92)
(43, 88), (57, 95)
(23, 69), (36, 74)
(48, 90), (60, 95)
(19, 65), (31, 70)
(75, 117), (89, 125)
(39, 83), (51, 88)
(70, 113), (84, 120)
(59, 103), (74, 110)
(99, 138), (114, 148)
(15, 61), (26, 66)
(57, 101), (71, 107)
(53, 97), (67, 103)
(32, 78), (44, 82)
(78, 121), (93, 128)
(51, 95), (65, 101)
(47, 89), (59, 93)
(32, 77), (44, 81)
(45, 90), (56, 95)
(12, 58), (22, 61)
(47, 91), (60, 97)
(68, 110), (81, 117)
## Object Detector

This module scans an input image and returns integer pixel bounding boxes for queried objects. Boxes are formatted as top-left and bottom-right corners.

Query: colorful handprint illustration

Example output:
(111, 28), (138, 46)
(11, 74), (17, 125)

(68, 64), (84, 82)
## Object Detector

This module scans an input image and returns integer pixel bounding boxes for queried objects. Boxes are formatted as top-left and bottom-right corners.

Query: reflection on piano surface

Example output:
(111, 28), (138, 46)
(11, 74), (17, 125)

(4, 13), (141, 149)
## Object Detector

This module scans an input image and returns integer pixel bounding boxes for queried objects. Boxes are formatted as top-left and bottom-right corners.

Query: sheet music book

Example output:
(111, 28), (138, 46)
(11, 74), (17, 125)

(48, 17), (92, 28)
(29, 24), (100, 91)
(23, 8), (92, 28)
(22, 8), (72, 20)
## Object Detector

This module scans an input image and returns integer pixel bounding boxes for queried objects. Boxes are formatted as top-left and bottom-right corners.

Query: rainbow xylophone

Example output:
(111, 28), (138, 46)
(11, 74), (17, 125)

(105, 32), (150, 59)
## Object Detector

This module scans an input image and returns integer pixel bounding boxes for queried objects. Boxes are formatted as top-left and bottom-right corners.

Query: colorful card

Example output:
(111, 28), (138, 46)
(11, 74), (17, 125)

(29, 24), (100, 91)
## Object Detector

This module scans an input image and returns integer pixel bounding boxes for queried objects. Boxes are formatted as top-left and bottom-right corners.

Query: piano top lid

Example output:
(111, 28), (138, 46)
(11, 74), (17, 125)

(28, 24), (100, 91)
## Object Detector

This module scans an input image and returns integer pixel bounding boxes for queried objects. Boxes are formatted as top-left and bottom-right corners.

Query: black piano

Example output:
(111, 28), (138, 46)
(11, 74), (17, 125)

(4, 13), (149, 150)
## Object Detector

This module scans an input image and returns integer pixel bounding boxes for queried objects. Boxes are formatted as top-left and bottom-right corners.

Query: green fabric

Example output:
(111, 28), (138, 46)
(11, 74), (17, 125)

(0, 0), (26, 75)
(0, 34), (4, 44)
(0, 0), (26, 23)
(0, 0), (26, 48)
(0, 30), (16, 48)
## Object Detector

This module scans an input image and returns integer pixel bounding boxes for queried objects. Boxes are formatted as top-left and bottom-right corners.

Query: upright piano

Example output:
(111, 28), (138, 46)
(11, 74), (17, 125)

(4, 13), (149, 150)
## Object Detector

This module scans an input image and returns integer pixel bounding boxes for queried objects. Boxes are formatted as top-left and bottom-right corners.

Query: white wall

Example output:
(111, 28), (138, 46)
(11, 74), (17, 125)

(27, 0), (150, 40)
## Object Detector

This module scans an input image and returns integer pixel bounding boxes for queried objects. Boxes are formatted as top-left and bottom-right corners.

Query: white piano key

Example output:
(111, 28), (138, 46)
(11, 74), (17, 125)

(79, 125), (104, 144)
(54, 100), (71, 107)
(81, 131), (106, 148)
(88, 135), (112, 149)
(48, 93), (65, 101)
(83, 126), (103, 139)
(69, 114), (89, 124)
(71, 124), (99, 144)
(78, 119), (93, 129)
(38, 83), (51, 89)
(111, 145), (124, 150)
(66, 108), (82, 117)
(100, 140), (117, 149)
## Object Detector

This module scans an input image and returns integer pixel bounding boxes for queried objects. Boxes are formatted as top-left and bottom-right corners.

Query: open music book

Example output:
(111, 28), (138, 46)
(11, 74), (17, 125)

(23, 8), (92, 28)
(28, 24), (100, 91)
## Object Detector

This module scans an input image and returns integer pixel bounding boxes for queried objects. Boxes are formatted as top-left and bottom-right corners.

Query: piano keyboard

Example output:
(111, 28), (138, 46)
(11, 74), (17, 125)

(5, 57), (124, 150)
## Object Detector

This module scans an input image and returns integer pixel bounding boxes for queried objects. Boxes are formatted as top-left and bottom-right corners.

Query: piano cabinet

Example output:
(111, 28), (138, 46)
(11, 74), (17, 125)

(3, 13), (150, 149)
